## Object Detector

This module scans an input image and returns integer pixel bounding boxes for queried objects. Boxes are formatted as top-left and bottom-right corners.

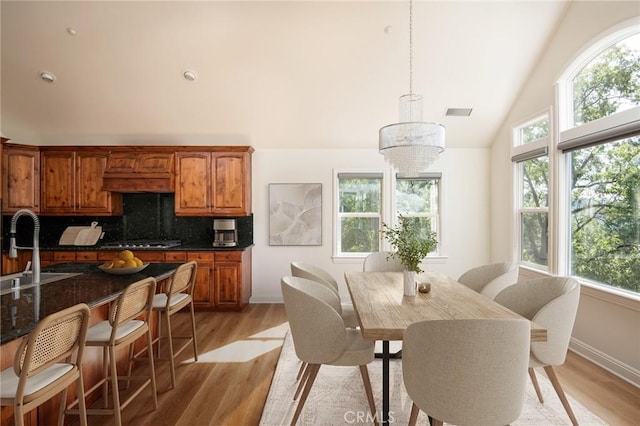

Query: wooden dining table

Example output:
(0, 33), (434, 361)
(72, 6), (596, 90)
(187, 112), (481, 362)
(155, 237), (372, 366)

(344, 270), (547, 425)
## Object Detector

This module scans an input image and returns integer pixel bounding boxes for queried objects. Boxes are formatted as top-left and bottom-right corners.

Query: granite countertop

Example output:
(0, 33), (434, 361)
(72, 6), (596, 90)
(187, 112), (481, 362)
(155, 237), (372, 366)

(0, 262), (182, 345)
(37, 243), (254, 251)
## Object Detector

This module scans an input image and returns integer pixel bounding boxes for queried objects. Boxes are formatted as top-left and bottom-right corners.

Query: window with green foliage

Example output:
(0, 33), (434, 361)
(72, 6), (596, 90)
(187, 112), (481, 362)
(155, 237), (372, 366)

(335, 172), (442, 257)
(559, 30), (639, 294)
(395, 175), (440, 254)
(336, 173), (382, 255)
(513, 113), (550, 270)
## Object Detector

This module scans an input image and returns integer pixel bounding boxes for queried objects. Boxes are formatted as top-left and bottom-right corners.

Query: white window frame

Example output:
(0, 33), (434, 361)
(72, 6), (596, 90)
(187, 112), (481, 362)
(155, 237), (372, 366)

(393, 173), (443, 256)
(555, 18), (640, 295)
(333, 170), (388, 259)
(333, 168), (445, 261)
(512, 109), (553, 273)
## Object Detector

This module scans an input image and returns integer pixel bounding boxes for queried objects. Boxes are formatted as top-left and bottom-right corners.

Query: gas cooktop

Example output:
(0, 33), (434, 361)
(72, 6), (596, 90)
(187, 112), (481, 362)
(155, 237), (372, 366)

(102, 239), (182, 249)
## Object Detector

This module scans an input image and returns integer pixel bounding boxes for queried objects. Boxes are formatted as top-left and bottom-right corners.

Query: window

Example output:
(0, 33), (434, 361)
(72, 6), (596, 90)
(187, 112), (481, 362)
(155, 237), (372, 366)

(334, 171), (443, 258)
(336, 173), (382, 256)
(558, 28), (640, 295)
(513, 113), (550, 270)
(395, 174), (441, 254)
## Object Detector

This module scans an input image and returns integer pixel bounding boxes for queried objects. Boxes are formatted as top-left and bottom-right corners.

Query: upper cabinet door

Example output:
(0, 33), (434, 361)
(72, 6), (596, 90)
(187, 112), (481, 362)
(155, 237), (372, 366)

(40, 149), (122, 216)
(211, 152), (251, 216)
(2, 144), (40, 213)
(76, 151), (121, 214)
(175, 152), (212, 215)
(41, 151), (75, 214)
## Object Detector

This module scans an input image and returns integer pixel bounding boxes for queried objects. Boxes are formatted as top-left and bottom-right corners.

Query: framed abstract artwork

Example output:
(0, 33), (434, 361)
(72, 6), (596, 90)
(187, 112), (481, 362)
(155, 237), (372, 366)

(269, 183), (322, 246)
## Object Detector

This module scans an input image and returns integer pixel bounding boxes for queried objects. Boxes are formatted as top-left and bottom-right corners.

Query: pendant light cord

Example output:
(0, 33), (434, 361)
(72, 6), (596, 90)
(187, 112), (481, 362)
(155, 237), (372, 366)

(409, 0), (413, 97)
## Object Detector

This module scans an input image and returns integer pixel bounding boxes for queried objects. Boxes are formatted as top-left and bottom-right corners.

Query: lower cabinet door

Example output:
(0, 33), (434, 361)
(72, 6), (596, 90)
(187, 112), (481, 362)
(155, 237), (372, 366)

(214, 261), (240, 308)
(188, 252), (215, 310)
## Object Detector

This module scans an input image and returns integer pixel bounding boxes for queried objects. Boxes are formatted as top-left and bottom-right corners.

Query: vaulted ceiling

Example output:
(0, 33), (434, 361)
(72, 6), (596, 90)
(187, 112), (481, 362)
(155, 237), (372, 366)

(1, 1), (570, 149)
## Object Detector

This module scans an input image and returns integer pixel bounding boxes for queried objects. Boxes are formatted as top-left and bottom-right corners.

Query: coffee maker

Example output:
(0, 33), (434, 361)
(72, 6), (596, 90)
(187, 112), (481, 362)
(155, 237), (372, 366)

(213, 219), (238, 247)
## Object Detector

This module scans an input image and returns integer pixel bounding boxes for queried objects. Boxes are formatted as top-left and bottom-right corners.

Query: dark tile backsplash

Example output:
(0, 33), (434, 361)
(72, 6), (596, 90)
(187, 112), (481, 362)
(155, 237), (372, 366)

(2, 193), (253, 248)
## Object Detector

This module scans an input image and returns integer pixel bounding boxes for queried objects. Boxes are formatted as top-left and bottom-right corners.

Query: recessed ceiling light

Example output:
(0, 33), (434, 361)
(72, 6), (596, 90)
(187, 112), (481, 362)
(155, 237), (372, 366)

(446, 108), (473, 117)
(183, 70), (197, 81)
(40, 71), (56, 83)
(66, 27), (77, 36)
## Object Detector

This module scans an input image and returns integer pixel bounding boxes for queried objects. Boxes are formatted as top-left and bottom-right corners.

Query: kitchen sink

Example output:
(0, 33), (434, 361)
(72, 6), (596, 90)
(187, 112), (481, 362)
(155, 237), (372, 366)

(0, 272), (81, 295)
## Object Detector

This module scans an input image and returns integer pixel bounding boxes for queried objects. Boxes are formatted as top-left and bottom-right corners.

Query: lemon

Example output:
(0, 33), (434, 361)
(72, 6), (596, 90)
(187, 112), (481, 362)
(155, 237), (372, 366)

(118, 250), (134, 261)
(133, 257), (143, 266)
(113, 259), (126, 268)
(123, 259), (137, 268)
(102, 260), (114, 269)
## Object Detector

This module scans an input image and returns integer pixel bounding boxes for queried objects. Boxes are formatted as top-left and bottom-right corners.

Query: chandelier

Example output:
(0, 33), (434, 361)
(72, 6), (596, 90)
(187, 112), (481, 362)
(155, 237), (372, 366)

(379, 0), (445, 175)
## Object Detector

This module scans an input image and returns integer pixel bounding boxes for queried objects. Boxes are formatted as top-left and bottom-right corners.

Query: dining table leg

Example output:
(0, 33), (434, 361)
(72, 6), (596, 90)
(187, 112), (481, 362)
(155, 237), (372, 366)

(382, 340), (390, 425)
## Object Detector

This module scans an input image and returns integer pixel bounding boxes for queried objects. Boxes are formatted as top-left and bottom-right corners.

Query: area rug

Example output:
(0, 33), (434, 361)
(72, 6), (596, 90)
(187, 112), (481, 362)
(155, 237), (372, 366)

(259, 332), (607, 425)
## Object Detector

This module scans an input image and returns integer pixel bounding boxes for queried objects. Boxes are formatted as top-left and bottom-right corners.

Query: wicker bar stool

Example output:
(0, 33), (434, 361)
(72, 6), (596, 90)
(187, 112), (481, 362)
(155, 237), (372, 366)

(0, 303), (91, 426)
(69, 277), (158, 426)
(151, 260), (199, 389)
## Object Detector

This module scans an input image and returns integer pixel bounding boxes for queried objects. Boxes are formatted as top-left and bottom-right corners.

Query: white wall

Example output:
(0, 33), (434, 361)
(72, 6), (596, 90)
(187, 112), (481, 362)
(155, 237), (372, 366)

(250, 147), (490, 303)
(489, 1), (640, 385)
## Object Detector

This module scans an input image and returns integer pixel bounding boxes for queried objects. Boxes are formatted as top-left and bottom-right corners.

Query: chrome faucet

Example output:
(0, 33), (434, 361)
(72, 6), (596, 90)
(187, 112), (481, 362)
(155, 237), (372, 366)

(9, 209), (41, 284)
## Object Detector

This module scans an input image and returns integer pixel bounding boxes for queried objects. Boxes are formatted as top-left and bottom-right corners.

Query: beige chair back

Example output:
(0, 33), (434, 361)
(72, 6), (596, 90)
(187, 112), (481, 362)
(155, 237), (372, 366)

(7, 303), (91, 426)
(457, 262), (518, 298)
(403, 318), (530, 425)
(290, 261), (339, 294)
(494, 276), (580, 366)
(281, 276), (347, 365)
(165, 260), (197, 298)
(108, 277), (156, 341)
(363, 251), (404, 272)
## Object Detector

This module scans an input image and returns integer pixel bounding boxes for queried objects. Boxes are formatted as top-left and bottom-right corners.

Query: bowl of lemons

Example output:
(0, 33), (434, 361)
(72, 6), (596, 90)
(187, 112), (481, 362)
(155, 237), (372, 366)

(98, 250), (149, 275)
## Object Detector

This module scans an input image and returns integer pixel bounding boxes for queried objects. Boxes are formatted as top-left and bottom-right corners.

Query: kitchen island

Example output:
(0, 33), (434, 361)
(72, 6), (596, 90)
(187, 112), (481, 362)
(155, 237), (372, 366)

(0, 262), (181, 344)
(0, 262), (181, 426)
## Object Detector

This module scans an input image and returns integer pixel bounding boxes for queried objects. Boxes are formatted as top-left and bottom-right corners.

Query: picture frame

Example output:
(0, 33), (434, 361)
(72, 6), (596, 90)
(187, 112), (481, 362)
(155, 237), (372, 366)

(269, 183), (322, 246)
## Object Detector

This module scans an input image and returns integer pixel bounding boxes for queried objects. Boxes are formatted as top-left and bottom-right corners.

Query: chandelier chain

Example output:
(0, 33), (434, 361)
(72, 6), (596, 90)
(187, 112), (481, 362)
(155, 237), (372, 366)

(409, 0), (413, 97)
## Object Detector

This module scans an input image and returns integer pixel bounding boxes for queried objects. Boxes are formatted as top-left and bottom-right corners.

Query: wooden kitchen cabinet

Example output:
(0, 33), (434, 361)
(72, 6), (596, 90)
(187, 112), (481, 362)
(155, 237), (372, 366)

(40, 149), (122, 216)
(187, 252), (215, 310)
(175, 149), (252, 216)
(2, 143), (40, 213)
(213, 249), (252, 311)
(102, 151), (174, 192)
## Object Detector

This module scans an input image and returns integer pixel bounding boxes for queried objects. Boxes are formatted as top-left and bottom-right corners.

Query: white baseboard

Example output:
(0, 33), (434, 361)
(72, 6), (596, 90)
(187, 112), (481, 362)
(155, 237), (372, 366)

(569, 337), (640, 388)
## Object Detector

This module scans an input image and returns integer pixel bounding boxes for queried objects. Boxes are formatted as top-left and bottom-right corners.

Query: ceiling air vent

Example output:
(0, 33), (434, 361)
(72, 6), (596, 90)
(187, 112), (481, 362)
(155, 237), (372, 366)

(446, 108), (473, 117)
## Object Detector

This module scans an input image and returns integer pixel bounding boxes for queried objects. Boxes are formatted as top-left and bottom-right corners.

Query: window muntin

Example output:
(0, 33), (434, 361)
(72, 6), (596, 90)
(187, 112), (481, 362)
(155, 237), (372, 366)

(395, 176), (440, 254)
(337, 175), (382, 255)
(567, 135), (639, 294)
(571, 33), (640, 128)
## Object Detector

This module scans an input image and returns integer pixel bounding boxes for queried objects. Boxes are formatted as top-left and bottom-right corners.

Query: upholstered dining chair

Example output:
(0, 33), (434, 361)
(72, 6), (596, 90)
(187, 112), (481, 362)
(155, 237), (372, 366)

(281, 276), (378, 426)
(290, 261), (359, 328)
(403, 318), (531, 426)
(457, 261), (519, 299)
(151, 261), (199, 389)
(72, 277), (158, 426)
(494, 276), (581, 426)
(363, 251), (404, 272)
(1, 303), (91, 426)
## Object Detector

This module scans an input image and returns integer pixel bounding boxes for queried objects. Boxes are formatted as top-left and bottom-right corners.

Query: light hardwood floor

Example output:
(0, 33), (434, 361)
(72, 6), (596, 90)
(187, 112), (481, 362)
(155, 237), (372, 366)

(86, 303), (639, 426)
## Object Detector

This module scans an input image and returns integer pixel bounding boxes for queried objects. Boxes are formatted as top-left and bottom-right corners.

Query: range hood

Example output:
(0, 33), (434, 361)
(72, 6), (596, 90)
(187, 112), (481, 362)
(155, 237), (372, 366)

(102, 151), (174, 193)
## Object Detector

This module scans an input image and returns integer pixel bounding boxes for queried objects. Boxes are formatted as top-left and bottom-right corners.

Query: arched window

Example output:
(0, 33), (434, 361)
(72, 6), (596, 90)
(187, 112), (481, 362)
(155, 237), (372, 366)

(557, 23), (639, 295)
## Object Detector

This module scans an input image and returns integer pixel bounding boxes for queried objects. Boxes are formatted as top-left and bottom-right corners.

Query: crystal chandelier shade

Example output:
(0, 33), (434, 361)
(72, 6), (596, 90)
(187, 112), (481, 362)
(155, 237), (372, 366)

(379, 1), (445, 175)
